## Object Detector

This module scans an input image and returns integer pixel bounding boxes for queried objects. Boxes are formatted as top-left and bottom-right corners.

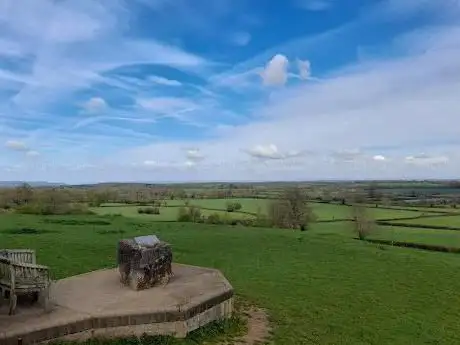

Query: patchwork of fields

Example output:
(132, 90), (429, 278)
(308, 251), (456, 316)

(2, 212), (460, 344)
(94, 198), (438, 221)
(3, 197), (460, 344)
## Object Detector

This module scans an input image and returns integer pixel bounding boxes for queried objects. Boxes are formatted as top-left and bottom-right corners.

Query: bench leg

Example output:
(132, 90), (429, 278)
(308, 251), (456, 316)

(39, 287), (51, 313)
(8, 292), (17, 315)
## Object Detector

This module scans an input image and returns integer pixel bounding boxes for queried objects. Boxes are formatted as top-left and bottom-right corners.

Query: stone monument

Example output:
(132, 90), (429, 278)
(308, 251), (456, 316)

(117, 235), (173, 290)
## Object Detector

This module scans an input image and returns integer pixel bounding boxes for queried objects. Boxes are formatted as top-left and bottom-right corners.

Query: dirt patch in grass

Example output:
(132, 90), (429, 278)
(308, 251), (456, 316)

(231, 307), (271, 345)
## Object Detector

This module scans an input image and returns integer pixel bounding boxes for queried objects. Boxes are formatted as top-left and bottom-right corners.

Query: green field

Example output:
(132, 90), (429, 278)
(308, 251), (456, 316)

(385, 215), (460, 227)
(309, 203), (428, 221)
(2, 213), (460, 344)
(97, 199), (431, 223)
(93, 204), (255, 221)
(368, 226), (460, 248)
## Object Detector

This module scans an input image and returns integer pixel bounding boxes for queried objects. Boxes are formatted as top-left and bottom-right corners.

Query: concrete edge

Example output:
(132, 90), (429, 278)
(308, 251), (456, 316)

(43, 297), (234, 343)
(1, 289), (234, 345)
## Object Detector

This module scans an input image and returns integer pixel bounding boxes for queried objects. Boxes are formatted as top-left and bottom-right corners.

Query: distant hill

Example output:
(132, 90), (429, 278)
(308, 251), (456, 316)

(0, 181), (66, 188)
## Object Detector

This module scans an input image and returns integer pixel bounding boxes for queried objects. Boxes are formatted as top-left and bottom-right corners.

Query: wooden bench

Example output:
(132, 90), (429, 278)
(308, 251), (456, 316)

(0, 249), (51, 315)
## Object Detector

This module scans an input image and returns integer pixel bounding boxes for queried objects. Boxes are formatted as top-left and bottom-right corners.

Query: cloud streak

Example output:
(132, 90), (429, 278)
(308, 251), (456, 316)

(1, 0), (459, 182)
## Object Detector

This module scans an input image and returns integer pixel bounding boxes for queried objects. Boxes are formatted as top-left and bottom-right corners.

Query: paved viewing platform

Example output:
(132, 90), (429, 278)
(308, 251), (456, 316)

(0, 264), (234, 345)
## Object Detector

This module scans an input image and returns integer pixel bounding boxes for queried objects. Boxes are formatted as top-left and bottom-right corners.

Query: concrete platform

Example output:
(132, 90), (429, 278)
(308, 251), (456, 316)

(0, 264), (234, 345)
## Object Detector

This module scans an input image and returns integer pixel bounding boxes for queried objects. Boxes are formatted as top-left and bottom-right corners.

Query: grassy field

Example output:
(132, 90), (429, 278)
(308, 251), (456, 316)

(310, 203), (427, 221)
(97, 199), (432, 222)
(2, 213), (460, 344)
(385, 215), (460, 227)
(92, 205), (255, 220)
(368, 226), (460, 248)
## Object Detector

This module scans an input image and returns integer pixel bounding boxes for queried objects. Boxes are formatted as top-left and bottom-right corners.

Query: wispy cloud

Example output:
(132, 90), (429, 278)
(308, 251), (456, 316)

(82, 97), (108, 113)
(1, 0), (459, 182)
(5, 140), (28, 151)
(149, 76), (182, 86)
(230, 32), (252, 46)
(295, 0), (333, 11)
(0, 0), (211, 111)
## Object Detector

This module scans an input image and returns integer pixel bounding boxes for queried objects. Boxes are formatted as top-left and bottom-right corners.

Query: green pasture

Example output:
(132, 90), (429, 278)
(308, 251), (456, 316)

(368, 226), (460, 248)
(92, 204), (255, 221)
(2, 213), (460, 344)
(384, 215), (460, 228)
(309, 202), (426, 221)
(98, 199), (432, 222)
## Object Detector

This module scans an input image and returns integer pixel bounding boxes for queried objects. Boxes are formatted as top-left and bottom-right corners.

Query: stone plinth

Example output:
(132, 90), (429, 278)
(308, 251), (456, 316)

(0, 264), (234, 345)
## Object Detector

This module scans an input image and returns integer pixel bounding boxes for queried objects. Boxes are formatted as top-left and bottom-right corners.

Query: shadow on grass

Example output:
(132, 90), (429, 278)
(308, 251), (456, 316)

(2, 227), (60, 235)
(96, 229), (126, 235)
(42, 219), (112, 226)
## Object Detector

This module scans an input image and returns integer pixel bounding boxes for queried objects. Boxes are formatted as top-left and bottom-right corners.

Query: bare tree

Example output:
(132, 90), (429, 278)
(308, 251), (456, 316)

(351, 204), (374, 240)
(268, 187), (315, 230)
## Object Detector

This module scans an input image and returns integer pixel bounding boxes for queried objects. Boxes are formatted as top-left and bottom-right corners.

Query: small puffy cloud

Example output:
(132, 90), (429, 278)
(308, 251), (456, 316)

(405, 154), (449, 166)
(143, 160), (157, 167)
(26, 150), (40, 157)
(149, 76), (182, 86)
(246, 144), (304, 160)
(83, 97), (107, 113)
(247, 144), (283, 159)
(186, 149), (205, 162)
(297, 59), (311, 80)
(231, 32), (252, 46)
(261, 54), (289, 86)
(373, 154), (386, 161)
(5, 140), (28, 151)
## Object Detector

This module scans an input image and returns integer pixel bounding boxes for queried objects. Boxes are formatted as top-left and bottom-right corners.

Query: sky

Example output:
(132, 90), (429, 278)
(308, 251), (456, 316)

(0, 0), (459, 183)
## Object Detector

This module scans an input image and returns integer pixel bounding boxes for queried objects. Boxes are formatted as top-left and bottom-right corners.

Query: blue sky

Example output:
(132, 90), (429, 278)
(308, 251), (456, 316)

(0, 0), (459, 183)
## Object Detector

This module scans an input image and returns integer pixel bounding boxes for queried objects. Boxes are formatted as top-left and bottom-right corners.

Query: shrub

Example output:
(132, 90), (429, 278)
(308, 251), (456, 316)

(138, 207), (160, 215)
(226, 202), (242, 212)
(206, 212), (222, 224)
(177, 206), (202, 222)
(267, 188), (315, 230)
(16, 202), (93, 215)
(351, 204), (375, 240)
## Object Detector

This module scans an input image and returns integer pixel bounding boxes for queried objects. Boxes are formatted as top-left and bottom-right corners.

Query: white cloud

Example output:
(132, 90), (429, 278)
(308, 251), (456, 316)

(149, 76), (182, 86)
(136, 97), (197, 114)
(143, 160), (158, 167)
(230, 32), (252, 46)
(186, 149), (205, 162)
(247, 144), (283, 159)
(99, 23), (460, 182)
(0, 0), (210, 111)
(246, 144), (305, 160)
(82, 97), (107, 113)
(297, 59), (311, 80)
(373, 155), (386, 161)
(261, 54), (289, 86)
(26, 150), (40, 157)
(5, 140), (28, 151)
(405, 154), (449, 166)
(1, 0), (460, 183)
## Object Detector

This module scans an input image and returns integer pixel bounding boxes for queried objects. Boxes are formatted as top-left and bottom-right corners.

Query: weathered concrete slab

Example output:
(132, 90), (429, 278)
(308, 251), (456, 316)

(0, 264), (234, 344)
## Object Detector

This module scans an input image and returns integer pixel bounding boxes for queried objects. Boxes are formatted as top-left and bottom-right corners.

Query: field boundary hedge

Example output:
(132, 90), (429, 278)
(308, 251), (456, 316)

(363, 238), (460, 254)
(376, 221), (460, 231)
